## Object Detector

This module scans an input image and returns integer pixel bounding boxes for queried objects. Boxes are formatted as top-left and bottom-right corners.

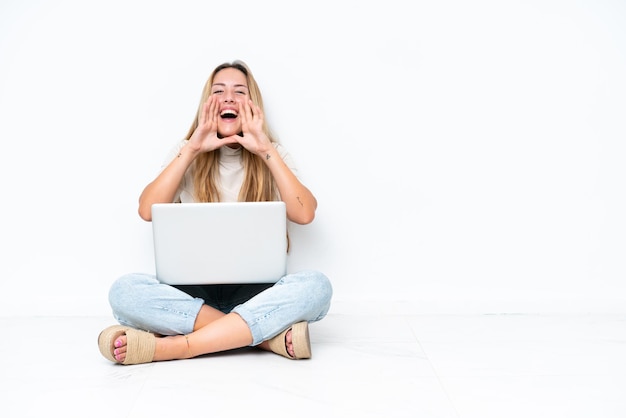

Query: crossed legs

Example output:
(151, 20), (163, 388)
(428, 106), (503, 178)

(110, 304), (297, 363)
(103, 270), (332, 364)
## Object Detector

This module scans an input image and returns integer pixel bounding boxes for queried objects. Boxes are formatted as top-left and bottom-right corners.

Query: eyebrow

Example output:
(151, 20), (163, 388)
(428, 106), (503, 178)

(211, 83), (249, 90)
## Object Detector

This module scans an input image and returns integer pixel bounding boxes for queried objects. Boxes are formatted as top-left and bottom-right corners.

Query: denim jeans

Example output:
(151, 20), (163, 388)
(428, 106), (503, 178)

(108, 269), (333, 346)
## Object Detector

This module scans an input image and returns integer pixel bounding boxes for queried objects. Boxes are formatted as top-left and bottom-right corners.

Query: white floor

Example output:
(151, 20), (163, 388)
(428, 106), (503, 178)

(2, 303), (626, 418)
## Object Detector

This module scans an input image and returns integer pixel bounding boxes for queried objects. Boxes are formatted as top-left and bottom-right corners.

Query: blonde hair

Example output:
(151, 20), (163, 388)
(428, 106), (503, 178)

(185, 60), (278, 203)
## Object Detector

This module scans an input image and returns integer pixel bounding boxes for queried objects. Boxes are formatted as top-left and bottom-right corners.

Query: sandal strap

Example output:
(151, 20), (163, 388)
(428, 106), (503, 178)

(98, 325), (156, 365)
(268, 328), (290, 358)
(123, 328), (157, 365)
(267, 321), (311, 360)
(290, 322), (312, 359)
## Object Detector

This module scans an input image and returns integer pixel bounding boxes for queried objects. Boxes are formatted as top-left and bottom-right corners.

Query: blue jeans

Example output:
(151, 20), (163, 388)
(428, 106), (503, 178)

(108, 270), (333, 346)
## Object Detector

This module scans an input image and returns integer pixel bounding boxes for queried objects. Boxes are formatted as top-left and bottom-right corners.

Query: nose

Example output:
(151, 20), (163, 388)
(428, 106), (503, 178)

(223, 94), (235, 103)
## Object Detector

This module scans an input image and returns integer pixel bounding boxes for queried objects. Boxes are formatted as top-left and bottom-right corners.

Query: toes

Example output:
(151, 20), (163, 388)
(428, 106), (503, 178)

(114, 335), (127, 348)
(113, 335), (128, 362)
(285, 329), (295, 358)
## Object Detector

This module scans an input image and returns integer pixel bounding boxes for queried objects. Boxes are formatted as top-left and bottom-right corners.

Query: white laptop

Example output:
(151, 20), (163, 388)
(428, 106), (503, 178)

(151, 201), (287, 285)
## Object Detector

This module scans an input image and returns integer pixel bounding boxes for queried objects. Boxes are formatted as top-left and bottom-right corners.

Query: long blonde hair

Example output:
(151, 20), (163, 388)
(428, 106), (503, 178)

(186, 60), (278, 203)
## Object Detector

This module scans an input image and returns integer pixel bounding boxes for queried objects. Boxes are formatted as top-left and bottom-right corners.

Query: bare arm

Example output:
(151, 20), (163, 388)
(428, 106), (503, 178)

(138, 96), (235, 221)
(235, 99), (317, 225)
(263, 147), (317, 225)
(137, 143), (201, 221)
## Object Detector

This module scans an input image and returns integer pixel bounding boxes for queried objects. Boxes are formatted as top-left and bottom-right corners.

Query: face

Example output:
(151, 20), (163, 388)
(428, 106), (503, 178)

(210, 67), (249, 137)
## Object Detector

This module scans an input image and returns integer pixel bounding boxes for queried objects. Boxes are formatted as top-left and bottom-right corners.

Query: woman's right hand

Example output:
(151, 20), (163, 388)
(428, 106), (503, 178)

(187, 95), (239, 152)
(138, 96), (224, 221)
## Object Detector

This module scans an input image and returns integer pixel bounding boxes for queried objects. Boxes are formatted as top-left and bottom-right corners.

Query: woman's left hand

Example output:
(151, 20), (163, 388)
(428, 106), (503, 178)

(234, 99), (272, 156)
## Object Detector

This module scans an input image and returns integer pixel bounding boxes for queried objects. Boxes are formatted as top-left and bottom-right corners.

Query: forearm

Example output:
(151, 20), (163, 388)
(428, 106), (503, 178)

(263, 147), (317, 225)
(138, 144), (201, 221)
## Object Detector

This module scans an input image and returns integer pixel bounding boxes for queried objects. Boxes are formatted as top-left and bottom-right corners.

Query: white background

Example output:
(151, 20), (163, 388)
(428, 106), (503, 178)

(1, 0), (624, 316)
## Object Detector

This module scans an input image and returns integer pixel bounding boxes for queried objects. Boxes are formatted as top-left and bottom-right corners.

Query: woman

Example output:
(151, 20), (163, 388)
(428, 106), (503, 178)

(97, 60), (332, 365)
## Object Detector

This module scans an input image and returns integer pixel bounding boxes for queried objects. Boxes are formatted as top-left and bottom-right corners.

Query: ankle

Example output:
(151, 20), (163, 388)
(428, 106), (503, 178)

(152, 335), (193, 361)
(184, 334), (193, 358)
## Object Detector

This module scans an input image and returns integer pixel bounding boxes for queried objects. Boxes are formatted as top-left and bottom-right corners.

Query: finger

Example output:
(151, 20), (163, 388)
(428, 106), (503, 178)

(220, 134), (242, 146)
(239, 100), (251, 125)
(207, 95), (219, 124)
(249, 99), (263, 121)
(198, 99), (209, 126)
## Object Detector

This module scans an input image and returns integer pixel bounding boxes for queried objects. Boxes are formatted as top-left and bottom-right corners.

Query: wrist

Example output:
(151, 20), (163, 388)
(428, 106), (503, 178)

(260, 145), (278, 162)
(183, 141), (202, 157)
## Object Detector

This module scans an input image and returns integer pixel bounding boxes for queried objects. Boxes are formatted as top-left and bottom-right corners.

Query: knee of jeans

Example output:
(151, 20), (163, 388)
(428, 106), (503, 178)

(108, 273), (152, 314)
(300, 270), (333, 304)
(300, 270), (333, 320)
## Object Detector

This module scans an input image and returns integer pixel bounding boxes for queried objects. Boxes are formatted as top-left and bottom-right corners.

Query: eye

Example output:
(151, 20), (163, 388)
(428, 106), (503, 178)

(236, 90), (247, 95)
(212, 89), (224, 94)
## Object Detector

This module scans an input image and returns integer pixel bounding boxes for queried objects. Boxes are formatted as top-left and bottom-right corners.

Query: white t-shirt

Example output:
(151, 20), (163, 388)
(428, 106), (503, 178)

(160, 139), (298, 203)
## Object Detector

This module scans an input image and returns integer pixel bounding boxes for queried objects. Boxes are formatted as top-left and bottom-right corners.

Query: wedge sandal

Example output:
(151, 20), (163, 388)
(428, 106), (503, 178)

(98, 325), (156, 365)
(268, 321), (311, 360)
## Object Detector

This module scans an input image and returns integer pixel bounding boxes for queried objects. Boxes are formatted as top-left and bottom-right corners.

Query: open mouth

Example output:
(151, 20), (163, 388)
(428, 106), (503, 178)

(220, 109), (238, 119)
